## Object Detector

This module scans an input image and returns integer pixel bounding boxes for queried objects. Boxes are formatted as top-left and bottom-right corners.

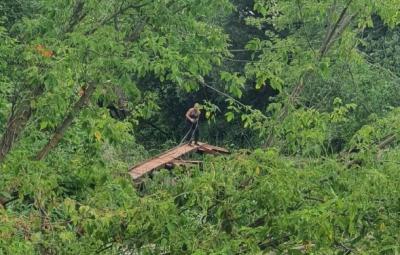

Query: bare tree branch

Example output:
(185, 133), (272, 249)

(265, 0), (357, 147)
(85, 1), (152, 36)
(319, 0), (353, 58)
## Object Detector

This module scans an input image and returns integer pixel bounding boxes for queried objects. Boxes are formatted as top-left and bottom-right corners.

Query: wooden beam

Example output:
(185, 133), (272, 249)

(172, 159), (202, 167)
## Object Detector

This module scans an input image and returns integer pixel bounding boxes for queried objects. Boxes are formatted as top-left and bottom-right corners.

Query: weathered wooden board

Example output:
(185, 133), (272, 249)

(129, 142), (229, 180)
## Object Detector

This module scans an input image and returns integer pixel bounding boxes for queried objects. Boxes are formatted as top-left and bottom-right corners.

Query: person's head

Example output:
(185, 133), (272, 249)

(194, 103), (200, 110)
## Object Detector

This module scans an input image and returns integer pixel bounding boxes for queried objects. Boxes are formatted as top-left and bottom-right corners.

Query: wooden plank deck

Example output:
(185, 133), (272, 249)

(129, 142), (228, 180)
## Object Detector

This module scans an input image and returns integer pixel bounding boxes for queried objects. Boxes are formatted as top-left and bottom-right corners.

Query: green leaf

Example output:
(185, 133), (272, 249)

(225, 112), (234, 122)
(40, 121), (48, 130)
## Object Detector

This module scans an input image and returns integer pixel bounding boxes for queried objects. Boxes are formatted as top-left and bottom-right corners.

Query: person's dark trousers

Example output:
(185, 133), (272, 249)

(187, 120), (200, 144)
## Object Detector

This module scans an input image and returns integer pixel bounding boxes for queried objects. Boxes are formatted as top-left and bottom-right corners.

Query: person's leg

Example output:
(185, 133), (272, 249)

(194, 122), (199, 144)
(187, 121), (195, 144)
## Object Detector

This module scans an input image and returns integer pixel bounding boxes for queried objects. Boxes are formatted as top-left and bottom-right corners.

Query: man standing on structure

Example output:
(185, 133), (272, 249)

(185, 103), (201, 145)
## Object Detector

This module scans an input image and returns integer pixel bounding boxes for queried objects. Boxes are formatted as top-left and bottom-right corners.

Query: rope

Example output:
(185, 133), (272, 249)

(179, 121), (199, 145)
(179, 129), (192, 145)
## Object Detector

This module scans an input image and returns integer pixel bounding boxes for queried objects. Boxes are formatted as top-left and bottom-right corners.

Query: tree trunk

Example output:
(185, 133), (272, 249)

(0, 1), (94, 164)
(0, 102), (32, 162)
(35, 83), (97, 161)
(1, 1), (145, 163)
(35, 20), (147, 161)
(0, 86), (44, 163)
(265, 1), (356, 147)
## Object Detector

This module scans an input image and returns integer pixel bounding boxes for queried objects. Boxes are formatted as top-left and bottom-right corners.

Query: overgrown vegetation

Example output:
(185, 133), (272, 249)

(1, 0), (400, 254)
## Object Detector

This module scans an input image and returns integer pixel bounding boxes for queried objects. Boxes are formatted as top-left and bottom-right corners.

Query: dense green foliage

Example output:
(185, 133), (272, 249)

(1, 0), (400, 254)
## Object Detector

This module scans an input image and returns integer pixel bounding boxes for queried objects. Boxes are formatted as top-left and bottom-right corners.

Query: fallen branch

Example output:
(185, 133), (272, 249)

(378, 134), (397, 150)
(343, 133), (398, 168)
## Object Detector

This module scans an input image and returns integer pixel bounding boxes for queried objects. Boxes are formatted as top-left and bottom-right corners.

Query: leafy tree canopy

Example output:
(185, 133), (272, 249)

(1, 0), (400, 254)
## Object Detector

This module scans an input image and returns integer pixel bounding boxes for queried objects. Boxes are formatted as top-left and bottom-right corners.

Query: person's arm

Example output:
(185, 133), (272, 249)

(186, 108), (195, 123)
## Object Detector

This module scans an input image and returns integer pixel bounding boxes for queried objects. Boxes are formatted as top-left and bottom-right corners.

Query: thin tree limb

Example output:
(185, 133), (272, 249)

(296, 0), (317, 57)
(319, 0), (354, 59)
(85, 1), (152, 36)
(64, 0), (88, 33)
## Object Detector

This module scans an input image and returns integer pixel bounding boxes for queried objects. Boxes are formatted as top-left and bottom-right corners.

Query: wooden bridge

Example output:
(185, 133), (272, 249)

(129, 142), (229, 180)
